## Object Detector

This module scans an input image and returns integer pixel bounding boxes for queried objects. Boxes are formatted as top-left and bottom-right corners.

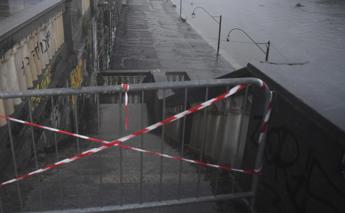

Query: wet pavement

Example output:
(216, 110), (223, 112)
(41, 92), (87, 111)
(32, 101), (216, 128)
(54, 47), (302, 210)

(111, 0), (235, 80)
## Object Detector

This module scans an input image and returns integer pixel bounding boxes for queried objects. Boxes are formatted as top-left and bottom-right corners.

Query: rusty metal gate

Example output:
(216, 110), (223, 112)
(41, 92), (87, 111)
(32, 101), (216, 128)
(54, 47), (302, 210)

(0, 78), (272, 213)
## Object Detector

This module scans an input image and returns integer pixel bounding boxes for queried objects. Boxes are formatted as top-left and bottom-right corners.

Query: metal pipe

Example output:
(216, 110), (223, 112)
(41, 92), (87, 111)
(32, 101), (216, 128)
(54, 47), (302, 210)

(196, 87), (209, 197)
(28, 99), (39, 169)
(179, 0), (182, 18)
(28, 98), (43, 209)
(192, 7), (222, 56)
(26, 192), (254, 213)
(226, 28), (266, 54)
(251, 91), (274, 211)
(159, 89), (167, 201)
(178, 88), (188, 199)
(50, 97), (64, 204)
(0, 78), (264, 98)
(265, 41), (271, 62)
(119, 92), (124, 206)
(7, 117), (23, 210)
(192, 7), (219, 24)
(73, 95), (80, 153)
(139, 91), (144, 203)
(216, 15), (222, 56)
(96, 94), (100, 130)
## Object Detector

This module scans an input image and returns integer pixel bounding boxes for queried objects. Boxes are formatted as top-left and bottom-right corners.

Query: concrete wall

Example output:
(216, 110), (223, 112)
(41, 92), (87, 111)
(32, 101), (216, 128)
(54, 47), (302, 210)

(255, 92), (345, 213)
(0, 11), (65, 123)
(232, 65), (345, 213)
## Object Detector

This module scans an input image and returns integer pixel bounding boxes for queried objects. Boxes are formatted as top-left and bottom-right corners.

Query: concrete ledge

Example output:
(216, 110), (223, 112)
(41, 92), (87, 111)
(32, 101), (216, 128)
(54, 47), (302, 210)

(0, 0), (64, 47)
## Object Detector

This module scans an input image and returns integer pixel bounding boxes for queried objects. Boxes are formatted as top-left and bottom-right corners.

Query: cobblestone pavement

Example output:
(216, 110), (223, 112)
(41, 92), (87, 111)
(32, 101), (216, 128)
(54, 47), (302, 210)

(111, 0), (235, 80)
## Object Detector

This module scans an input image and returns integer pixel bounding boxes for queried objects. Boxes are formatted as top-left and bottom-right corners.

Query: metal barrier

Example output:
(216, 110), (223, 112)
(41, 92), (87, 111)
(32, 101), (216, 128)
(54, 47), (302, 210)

(0, 78), (272, 212)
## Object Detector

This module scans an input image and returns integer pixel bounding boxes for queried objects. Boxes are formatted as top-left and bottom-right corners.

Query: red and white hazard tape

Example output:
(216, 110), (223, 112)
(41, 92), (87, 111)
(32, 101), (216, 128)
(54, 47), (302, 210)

(121, 83), (129, 130)
(0, 83), (271, 188)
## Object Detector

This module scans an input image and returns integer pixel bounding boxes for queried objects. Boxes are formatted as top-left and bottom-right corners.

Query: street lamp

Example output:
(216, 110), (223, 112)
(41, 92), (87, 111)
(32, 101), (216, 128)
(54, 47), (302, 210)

(192, 7), (222, 56)
(226, 28), (270, 62)
(180, 0), (182, 19)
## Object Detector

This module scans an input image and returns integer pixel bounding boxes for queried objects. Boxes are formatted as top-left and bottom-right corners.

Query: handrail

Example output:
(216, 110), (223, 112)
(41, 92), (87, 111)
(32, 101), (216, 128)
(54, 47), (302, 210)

(0, 78), (266, 98)
(226, 28), (270, 61)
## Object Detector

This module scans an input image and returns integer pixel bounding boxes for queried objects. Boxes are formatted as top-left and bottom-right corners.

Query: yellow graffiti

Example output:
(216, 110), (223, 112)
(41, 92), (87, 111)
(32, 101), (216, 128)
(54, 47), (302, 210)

(70, 59), (84, 105)
(70, 60), (84, 89)
(31, 65), (52, 107)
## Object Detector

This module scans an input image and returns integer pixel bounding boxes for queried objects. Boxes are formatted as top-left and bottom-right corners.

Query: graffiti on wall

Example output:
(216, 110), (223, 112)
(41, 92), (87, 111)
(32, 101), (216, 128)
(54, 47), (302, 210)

(254, 97), (345, 213)
(70, 59), (84, 89)
(31, 65), (52, 108)
(69, 59), (84, 105)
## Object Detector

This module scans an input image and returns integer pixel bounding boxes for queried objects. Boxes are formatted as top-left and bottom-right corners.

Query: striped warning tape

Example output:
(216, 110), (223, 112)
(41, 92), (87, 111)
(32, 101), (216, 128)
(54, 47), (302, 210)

(121, 83), (129, 130)
(0, 83), (272, 188)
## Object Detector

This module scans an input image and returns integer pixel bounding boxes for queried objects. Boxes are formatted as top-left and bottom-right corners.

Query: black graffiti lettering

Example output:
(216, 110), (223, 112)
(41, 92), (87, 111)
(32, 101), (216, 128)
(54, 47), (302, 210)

(25, 57), (30, 65)
(31, 50), (36, 58)
(341, 153), (345, 178)
(44, 31), (51, 49)
(35, 42), (40, 59)
(263, 126), (345, 213)
(40, 41), (45, 54)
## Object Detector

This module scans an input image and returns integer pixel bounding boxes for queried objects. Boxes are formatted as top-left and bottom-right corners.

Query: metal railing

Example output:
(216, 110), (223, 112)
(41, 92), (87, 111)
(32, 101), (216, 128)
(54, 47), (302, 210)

(0, 78), (272, 212)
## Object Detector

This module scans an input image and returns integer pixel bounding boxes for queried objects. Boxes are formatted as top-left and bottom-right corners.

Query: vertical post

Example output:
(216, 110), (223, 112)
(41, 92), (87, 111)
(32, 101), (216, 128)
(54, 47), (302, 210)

(7, 114), (23, 210)
(159, 90), (166, 201)
(251, 91), (273, 212)
(73, 95), (80, 153)
(178, 88), (188, 199)
(96, 94), (100, 130)
(234, 86), (249, 167)
(139, 91), (144, 203)
(214, 86), (229, 195)
(196, 87), (209, 197)
(50, 97), (64, 205)
(265, 40), (270, 61)
(179, 0), (182, 18)
(28, 99), (39, 169)
(216, 15), (222, 56)
(119, 92), (123, 206)
(28, 98), (43, 208)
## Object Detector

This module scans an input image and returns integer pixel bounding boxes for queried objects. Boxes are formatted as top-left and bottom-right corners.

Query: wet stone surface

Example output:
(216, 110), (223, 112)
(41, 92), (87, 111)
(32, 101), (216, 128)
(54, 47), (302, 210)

(111, 0), (235, 80)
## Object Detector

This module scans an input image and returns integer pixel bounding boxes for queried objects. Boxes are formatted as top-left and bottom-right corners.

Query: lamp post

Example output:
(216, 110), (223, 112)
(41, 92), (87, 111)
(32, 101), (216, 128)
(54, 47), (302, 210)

(192, 7), (222, 56)
(226, 28), (270, 61)
(180, 0), (182, 18)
